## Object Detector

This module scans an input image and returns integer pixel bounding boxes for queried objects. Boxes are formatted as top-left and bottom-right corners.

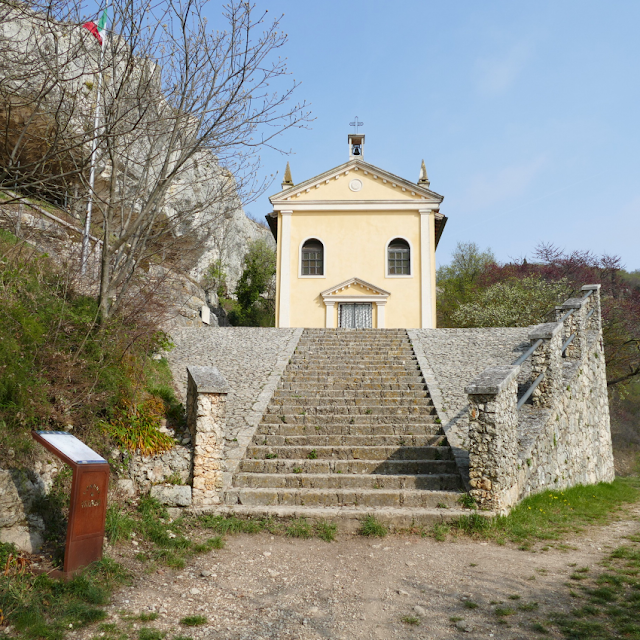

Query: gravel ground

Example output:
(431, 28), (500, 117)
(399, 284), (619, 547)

(70, 507), (640, 640)
(411, 328), (533, 451)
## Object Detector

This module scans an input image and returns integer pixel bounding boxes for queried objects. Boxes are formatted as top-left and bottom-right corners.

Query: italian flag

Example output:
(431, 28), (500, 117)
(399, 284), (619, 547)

(83, 9), (108, 46)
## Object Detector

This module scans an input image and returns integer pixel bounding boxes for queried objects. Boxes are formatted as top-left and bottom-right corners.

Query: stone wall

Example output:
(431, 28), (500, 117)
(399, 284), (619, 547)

(464, 286), (614, 511)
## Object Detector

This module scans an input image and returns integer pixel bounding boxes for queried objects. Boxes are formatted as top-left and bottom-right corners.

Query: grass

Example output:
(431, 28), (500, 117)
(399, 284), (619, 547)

(285, 518), (313, 539)
(358, 515), (388, 537)
(464, 600), (479, 609)
(0, 547), (130, 639)
(432, 522), (451, 541)
(180, 615), (207, 627)
(105, 505), (136, 544)
(444, 479), (640, 548)
(198, 514), (337, 542)
(138, 629), (165, 640)
(401, 616), (420, 625)
(137, 612), (159, 622)
(106, 497), (226, 570)
(509, 533), (640, 639)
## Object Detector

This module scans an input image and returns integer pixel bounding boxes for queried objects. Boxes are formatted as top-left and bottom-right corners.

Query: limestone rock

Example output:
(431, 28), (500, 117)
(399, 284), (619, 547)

(149, 484), (192, 507)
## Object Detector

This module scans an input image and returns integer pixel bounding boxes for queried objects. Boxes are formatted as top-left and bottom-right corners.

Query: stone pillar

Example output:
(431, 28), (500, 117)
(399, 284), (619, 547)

(186, 366), (229, 507)
(419, 208), (435, 329)
(528, 322), (563, 407)
(376, 300), (386, 329)
(324, 299), (335, 328)
(278, 211), (292, 328)
(465, 365), (520, 512)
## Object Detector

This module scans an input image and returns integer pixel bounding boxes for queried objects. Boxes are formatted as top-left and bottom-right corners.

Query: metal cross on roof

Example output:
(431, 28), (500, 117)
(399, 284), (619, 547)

(349, 117), (364, 134)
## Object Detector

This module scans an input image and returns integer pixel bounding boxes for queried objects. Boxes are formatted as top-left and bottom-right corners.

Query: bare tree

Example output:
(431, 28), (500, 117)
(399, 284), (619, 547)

(0, 1), (96, 210)
(79, 0), (308, 319)
(1, 0), (309, 320)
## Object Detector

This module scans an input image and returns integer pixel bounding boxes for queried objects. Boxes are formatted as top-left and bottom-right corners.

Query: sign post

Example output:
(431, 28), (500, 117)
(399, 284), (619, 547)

(32, 431), (110, 576)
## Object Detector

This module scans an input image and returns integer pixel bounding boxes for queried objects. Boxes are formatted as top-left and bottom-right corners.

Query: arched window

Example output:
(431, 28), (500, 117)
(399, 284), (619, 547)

(301, 239), (324, 276)
(388, 238), (411, 275)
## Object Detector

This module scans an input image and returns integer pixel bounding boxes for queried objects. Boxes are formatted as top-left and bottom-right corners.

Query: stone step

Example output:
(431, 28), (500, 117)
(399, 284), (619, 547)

(246, 445), (453, 461)
(261, 413), (437, 426)
(294, 350), (414, 358)
(199, 505), (484, 533)
(265, 403), (433, 415)
(273, 389), (431, 399)
(278, 382), (429, 391)
(268, 396), (433, 407)
(256, 424), (442, 436)
(239, 458), (458, 475)
(293, 352), (416, 359)
(273, 389), (430, 400)
(282, 371), (425, 387)
(254, 434), (445, 447)
(287, 364), (421, 372)
(223, 488), (463, 509)
(232, 472), (462, 491)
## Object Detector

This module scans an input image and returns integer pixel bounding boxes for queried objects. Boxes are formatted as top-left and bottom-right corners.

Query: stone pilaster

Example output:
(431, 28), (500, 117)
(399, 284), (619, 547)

(465, 365), (520, 512)
(556, 295), (590, 360)
(581, 284), (602, 333)
(186, 366), (229, 507)
(528, 322), (563, 407)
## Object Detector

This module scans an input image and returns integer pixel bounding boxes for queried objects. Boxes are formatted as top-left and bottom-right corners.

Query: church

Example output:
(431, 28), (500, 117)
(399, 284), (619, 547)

(266, 133), (447, 329)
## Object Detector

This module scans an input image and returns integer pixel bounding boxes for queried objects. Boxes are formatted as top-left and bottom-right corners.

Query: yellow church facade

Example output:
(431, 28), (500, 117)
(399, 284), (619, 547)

(266, 134), (447, 329)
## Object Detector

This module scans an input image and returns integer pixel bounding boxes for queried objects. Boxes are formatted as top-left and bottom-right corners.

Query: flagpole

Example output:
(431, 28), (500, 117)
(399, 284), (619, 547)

(80, 34), (105, 276)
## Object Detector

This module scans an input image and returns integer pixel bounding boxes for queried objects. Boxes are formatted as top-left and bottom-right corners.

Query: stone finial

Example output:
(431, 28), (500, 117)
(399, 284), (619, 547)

(281, 162), (294, 189)
(418, 160), (430, 187)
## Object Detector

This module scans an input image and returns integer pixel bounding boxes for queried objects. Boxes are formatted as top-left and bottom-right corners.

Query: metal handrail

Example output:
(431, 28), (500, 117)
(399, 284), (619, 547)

(517, 372), (545, 409)
(513, 339), (543, 367)
(515, 288), (594, 408)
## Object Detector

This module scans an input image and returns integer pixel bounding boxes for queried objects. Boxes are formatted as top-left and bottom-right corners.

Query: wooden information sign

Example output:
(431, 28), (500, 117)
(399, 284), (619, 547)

(32, 431), (110, 576)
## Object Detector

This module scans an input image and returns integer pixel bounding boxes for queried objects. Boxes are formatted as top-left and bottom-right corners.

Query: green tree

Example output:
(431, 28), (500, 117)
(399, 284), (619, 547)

(436, 241), (496, 326)
(229, 239), (276, 326)
(451, 276), (570, 328)
(203, 258), (228, 301)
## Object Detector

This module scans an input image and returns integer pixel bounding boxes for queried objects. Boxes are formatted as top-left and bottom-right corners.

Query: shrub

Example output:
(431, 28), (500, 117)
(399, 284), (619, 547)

(359, 515), (387, 537)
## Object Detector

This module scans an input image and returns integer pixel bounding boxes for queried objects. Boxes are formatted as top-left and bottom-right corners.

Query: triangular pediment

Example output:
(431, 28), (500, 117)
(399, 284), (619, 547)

(270, 159), (443, 205)
(321, 277), (391, 298)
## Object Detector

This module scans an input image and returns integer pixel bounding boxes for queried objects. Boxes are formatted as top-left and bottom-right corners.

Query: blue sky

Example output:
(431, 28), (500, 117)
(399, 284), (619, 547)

(217, 1), (640, 271)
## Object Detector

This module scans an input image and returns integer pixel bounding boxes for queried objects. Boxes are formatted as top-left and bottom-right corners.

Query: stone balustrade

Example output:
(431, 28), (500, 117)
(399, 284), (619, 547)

(465, 285), (614, 512)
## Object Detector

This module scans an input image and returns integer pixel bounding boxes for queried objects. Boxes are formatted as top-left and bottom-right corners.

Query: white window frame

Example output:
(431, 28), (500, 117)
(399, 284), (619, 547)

(298, 236), (326, 278)
(385, 236), (413, 278)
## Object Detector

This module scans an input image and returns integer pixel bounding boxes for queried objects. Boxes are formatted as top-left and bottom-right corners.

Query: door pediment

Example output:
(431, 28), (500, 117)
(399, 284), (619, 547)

(321, 278), (390, 300)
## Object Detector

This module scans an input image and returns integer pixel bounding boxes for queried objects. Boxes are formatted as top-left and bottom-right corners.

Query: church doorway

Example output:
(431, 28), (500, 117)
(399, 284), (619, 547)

(339, 303), (372, 329)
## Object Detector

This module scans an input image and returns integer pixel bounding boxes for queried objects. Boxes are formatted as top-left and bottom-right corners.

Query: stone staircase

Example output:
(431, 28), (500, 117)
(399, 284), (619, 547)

(224, 329), (469, 528)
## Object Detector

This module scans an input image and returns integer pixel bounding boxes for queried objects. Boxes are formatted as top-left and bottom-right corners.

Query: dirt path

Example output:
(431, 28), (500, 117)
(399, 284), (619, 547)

(75, 509), (640, 640)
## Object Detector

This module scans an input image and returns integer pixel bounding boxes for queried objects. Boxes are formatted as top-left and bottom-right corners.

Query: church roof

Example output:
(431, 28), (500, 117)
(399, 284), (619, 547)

(269, 158), (444, 203)
(265, 157), (448, 248)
